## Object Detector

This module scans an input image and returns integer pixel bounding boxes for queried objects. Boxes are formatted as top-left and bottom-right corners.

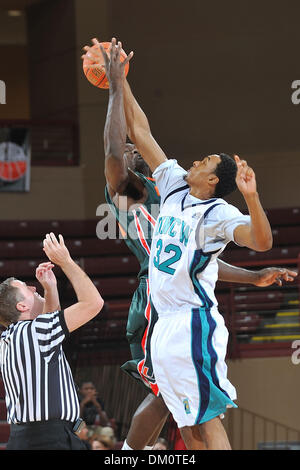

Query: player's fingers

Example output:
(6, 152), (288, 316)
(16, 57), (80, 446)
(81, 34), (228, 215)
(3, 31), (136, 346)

(45, 233), (52, 244)
(49, 232), (59, 246)
(123, 51), (134, 66)
(44, 234), (56, 251)
(99, 44), (109, 65)
(58, 234), (65, 247)
(110, 37), (116, 56)
(37, 262), (54, 269)
(43, 237), (49, 247)
(237, 167), (247, 180)
(285, 269), (298, 277)
(117, 40), (122, 53)
(91, 38), (101, 49)
(83, 45), (101, 62)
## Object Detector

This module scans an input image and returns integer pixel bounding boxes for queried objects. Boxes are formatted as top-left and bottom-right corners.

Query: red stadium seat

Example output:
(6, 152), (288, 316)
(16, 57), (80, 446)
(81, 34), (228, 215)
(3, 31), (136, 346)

(271, 226), (300, 246)
(0, 237), (131, 260)
(90, 277), (138, 298)
(233, 291), (284, 304)
(265, 207), (300, 226)
(0, 423), (10, 443)
(67, 238), (130, 257)
(0, 220), (98, 239)
(220, 245), (300, 264)
(82, 256), (139, 277)
(0, 402), (6, 421)
(62, 276), (138, 301)
(0, 380), (4, 400)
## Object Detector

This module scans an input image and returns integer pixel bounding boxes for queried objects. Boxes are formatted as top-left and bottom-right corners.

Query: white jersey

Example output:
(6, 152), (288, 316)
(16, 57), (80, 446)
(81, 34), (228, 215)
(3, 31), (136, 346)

(148, 159), (251, 427)
(149, 159), (250, 317)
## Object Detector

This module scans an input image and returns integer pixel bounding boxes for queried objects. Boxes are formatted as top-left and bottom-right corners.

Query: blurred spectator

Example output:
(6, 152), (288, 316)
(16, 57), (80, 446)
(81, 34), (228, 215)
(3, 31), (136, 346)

(90, 434), (115, 450)
(76, 422), (92, 450)
(99, 426), (116, 447)
(90, 438), (103, 450)
(153, 437), (169, 450)
(78, 381), (109, 426)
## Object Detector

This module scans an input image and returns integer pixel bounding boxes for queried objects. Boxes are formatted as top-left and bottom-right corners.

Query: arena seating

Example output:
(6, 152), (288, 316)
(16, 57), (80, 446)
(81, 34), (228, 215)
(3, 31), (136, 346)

(0, 209), (298, 367)
(0, 208), (298, 446)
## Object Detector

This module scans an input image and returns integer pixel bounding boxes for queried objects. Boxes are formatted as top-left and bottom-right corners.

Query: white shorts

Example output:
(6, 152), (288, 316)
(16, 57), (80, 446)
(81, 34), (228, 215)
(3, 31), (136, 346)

(150, 307), (237, 428)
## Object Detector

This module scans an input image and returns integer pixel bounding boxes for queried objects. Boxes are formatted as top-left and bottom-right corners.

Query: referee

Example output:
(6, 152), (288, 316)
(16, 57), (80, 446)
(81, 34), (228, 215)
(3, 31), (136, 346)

(0, 233), (104, 450)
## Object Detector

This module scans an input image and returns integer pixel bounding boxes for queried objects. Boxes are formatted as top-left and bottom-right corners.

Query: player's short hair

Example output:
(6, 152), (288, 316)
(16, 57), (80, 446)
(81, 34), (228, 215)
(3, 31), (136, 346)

(214, 153), (237, 198)
(0, 277), (22, 326)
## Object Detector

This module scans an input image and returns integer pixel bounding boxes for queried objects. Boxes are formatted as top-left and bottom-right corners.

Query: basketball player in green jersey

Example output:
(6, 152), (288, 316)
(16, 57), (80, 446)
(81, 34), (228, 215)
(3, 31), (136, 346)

(82, 38), (297, 450)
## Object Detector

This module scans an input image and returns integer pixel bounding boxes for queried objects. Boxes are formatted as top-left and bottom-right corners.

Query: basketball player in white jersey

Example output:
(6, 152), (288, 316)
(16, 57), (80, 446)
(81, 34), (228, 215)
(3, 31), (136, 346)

(118, 53), (273, 451)
(82, 37), (297, 451)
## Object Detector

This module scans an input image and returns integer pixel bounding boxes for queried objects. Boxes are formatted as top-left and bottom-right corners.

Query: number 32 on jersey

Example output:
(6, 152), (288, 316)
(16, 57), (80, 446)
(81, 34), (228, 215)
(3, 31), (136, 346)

(153, 239), (182, 275)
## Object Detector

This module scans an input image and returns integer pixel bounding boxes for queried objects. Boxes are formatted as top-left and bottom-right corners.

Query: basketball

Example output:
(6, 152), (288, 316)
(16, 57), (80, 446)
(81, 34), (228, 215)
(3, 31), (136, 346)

(83, 41), (130, 89)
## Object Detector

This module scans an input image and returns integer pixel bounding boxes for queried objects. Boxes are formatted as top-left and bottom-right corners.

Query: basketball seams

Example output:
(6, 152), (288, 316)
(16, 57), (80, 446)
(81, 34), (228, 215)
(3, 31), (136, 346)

(83, 41), (129, 89)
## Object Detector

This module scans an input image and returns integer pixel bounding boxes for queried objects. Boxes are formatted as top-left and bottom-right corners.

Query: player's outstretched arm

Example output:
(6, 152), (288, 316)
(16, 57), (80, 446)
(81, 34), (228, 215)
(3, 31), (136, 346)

(233, 156), (273, 252)
(82, 38), (134, 195)
(123, 79), (168, 173)
(217, 259), (298, 286)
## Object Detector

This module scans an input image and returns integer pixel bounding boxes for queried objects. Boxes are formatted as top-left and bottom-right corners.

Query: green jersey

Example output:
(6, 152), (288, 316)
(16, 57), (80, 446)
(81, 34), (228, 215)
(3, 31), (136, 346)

(104, 173), (161, 394)
(104, 173), (160, 279)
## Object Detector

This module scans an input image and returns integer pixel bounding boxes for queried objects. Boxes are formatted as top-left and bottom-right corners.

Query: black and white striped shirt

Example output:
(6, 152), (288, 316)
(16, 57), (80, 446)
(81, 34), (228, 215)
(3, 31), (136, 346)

(0, 310), (79, 424)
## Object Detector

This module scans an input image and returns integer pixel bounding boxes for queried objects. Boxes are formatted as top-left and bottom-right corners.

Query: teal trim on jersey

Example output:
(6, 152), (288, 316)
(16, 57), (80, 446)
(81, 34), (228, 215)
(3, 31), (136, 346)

(189, 251), (237, 424)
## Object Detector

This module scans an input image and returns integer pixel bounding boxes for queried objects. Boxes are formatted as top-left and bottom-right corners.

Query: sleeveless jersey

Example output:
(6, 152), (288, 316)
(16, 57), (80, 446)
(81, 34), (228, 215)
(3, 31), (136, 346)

(104, 172), (160, 278)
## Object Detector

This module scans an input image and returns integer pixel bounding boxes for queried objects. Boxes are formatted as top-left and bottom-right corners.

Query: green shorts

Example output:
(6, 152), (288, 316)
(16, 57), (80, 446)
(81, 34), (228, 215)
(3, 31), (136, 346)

(121, 278), (159, 396)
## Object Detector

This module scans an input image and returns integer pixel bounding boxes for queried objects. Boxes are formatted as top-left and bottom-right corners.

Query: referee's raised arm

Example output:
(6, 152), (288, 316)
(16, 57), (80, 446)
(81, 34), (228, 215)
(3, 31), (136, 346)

(43, 233), (104, 332)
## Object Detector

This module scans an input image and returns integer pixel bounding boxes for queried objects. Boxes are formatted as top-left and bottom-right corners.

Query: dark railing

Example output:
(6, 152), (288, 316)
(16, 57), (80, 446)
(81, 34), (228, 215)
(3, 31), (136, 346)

(225, 406), (300, 450)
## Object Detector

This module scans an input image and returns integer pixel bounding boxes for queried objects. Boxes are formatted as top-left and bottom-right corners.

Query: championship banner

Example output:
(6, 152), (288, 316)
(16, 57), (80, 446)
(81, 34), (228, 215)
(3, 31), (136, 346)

(0, 127), (30, 192)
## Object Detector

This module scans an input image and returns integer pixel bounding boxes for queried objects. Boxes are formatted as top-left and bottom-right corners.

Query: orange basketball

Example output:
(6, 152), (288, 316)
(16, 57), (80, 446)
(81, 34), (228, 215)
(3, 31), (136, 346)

(83, 41), (130, 89)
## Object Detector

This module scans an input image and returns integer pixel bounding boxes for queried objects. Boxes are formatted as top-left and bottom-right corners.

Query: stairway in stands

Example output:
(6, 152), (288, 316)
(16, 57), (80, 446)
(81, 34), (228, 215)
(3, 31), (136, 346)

(0, 376), (8, 449)
(250, 298), (300, 344)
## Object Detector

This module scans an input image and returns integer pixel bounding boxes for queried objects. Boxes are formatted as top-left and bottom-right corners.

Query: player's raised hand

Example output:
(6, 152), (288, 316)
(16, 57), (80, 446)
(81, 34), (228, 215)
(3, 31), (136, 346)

(234, 155), (257, 197)
(81, 39), (102, 63)
(43, 233), (72, 267)
(99, 37), (133, 86)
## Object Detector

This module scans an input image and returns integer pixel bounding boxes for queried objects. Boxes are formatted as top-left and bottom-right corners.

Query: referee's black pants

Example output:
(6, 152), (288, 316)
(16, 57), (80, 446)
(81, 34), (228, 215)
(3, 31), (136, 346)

(6, 420), (88, 450)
